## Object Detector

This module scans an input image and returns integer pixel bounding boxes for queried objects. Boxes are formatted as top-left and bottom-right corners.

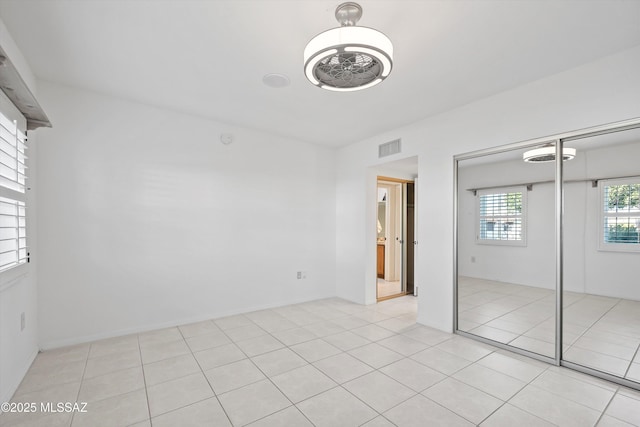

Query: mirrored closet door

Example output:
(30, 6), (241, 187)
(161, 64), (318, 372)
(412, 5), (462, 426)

(456, 143), (557, 360)
(562, 126), (640, 384)
(455, 118), (640, 389)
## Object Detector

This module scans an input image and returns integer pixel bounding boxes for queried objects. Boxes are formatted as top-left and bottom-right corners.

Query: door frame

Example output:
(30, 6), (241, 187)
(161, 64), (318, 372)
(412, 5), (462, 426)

(376, 175), (414, 302)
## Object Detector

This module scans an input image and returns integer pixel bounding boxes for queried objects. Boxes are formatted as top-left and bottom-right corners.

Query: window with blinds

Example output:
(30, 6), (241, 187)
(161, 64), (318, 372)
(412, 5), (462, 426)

(600, 178), (640, 252)
(477, 186), (526, 246)
(0, 111), (28, 271)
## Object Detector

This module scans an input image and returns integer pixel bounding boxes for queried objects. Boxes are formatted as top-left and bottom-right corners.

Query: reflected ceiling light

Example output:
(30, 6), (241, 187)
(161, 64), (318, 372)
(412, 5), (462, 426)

(523, 146), (576, 163)
(303, 2), (393, 91)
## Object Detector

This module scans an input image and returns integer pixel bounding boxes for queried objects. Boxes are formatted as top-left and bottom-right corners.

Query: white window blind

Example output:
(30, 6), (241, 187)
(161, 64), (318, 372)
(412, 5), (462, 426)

(600, 178), (640, 252)
(477, 186), (526, 246)
(0, 111), (28, 272)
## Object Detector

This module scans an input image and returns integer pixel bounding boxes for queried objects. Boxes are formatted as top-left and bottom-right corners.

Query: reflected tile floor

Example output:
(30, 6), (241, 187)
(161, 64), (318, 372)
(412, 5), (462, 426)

(459, 276), (640, 382)
(1, 295), (639, 426)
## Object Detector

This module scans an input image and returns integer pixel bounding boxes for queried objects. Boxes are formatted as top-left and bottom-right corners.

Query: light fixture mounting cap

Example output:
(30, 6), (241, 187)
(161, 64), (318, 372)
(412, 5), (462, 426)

(335, 2), (362, 26)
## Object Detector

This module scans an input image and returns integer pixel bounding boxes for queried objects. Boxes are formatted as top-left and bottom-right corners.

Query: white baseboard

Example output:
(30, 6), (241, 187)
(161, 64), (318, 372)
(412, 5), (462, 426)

(39, 292), (334, 350)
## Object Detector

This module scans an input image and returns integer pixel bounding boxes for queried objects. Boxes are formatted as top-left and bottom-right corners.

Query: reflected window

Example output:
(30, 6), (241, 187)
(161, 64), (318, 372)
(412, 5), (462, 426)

(477, 186), (526, 246)
(600, 177), (640, 251)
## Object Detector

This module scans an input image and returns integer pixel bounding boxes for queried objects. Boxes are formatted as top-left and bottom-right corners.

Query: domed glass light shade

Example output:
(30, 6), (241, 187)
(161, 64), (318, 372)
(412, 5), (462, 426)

(304, 3), (393, 92)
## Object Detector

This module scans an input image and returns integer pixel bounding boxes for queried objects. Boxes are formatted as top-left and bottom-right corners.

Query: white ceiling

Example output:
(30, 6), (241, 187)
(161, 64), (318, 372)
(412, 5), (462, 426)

(1, 0), (639, 147)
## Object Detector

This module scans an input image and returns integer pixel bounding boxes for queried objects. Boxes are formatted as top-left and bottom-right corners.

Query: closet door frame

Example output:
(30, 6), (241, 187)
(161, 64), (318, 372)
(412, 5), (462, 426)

(453, 117), (640, 390)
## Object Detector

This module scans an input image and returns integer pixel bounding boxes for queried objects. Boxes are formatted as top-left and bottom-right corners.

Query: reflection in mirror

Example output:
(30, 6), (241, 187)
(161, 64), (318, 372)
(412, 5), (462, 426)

(563, 127), (640, 384)
(457, 143), (557, 358)
(377, 188), (386, 242)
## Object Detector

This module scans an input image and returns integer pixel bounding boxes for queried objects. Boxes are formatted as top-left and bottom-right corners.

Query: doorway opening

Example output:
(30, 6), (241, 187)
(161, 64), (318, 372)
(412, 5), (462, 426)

(376, 176), (415, 301)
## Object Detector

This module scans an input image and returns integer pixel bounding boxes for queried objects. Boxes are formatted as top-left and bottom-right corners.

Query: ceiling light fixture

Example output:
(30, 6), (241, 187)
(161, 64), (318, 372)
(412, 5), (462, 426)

(523, 146), (576, 163)
(303, 2), (393, 91)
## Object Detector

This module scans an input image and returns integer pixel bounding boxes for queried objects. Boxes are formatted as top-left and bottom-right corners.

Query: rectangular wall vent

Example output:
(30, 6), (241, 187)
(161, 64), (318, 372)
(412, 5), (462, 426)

(378, 139), (401, 158)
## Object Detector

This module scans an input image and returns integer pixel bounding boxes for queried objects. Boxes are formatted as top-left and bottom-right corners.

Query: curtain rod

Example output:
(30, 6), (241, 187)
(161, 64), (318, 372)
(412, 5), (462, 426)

(466, 174), (640, 195)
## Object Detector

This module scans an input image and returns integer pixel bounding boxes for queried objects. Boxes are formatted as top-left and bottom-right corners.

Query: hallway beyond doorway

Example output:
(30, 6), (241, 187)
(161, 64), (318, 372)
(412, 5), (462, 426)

(377, 278), (404, 299)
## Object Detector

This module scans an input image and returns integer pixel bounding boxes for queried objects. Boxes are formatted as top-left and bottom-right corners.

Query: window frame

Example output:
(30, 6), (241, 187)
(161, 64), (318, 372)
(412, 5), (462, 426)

(476, 185), (527, 247)
(0, 105), (28, 277)
(598, 177), (640, 253)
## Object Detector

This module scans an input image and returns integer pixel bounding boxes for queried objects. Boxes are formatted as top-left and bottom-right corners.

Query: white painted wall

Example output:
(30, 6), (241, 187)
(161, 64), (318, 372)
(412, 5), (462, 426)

(35, 81), (336, 349)
(0, 18), (39, 403)
(335, 45), (640, 332)
(457, 141), (640, 301)
(569, 143), (640, 300)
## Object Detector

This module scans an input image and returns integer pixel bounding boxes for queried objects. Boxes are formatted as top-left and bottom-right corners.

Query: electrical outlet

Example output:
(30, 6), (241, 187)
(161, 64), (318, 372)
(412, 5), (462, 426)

(471, 256), (476, 263)
(297, 271), (307, 279)
(20, 312), (25, 331)
(297, 271), (302, 279)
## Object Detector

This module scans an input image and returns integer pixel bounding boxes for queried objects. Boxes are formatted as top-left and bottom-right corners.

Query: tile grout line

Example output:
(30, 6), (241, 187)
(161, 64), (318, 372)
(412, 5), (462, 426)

(512, 381), (610, 424)
(214, 299), (411, 425)
(136, 334), (153, 427)
(244, 307), (372, 425)
(564, 297), (632, 374)
(623, 343), (640, 379)
(418, 378), (485, 426)
(252, 304), (375, 426)
(250, 310), (373, 426)
(592, 387), (620, 427)
(180, 322), (235, 427)
(462, 280), (639, 381)
(216, 311), (338, 425)
(473, 289), (557, 349)
(476, 358), (553, 426)
(426, 351), (513, 425)
(68, 343), (91, 427)
(382, 340), (500, 425)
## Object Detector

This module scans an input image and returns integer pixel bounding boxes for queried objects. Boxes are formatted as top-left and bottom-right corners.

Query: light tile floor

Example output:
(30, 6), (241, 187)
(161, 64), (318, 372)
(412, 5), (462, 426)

(1, 295), (639, 426)
(459, 276), (640, 383)
(376, 279), (403, 299)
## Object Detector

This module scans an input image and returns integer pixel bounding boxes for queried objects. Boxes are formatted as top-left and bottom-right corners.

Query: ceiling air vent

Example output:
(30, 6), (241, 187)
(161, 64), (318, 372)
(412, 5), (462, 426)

(379, 139), (401, 158)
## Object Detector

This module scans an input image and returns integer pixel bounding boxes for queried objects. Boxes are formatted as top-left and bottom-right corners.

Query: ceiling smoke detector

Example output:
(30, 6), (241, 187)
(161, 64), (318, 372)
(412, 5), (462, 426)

(523, 146), (576, 163)
(262, 73), (290, 88)
(303, 2), (393, 92)
(220, 133), (234, 145)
